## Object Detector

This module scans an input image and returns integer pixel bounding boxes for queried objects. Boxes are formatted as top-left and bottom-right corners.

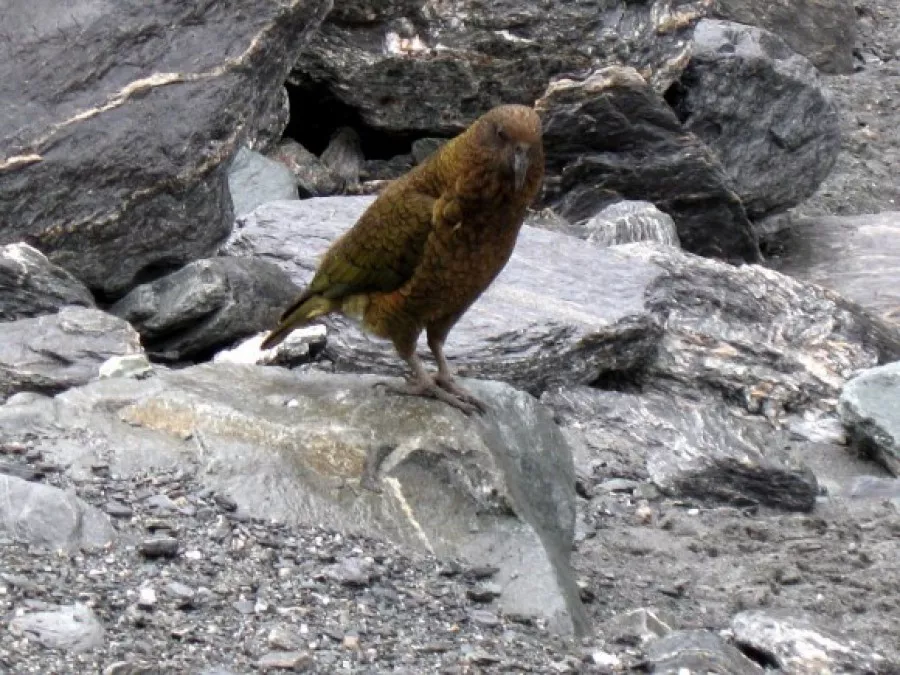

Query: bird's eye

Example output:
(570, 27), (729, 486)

(495, 125), (508, 142)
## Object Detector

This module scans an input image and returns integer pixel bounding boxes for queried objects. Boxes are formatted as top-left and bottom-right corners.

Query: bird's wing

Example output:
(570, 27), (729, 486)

(308, 189), (438, 299)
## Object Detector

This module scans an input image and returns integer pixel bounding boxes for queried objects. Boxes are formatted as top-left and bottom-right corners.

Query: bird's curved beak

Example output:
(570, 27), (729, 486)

(513, 144), (530, 192)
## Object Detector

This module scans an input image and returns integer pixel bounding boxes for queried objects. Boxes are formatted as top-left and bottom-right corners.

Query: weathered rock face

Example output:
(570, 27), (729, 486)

(291, 0), (712, 134)
(0, 364), (589, 635)
(668, 20), (841, 220)
(224, 199), (664, 394)
(535, 67), (760, 262)
(0, 475), (116, 552)
(0, 306), (143, 403)
(270, 138), (344, 197)
(576, 201), (680, 248)
(227, 147), (298, 219)
(0, 0), (331, 297)
(109, 258), (300, 362)
(840, 361), (900, 476)
(544, 387), (818, 511)
(0, 243), (94, 320)
(767, 212), (900, 326)
(712, 0), (857, 74)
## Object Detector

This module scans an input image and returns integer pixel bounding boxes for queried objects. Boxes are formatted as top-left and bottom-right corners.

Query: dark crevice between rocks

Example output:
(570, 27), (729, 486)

(735, 641), (780, 670)
(284, 79), (438, 160)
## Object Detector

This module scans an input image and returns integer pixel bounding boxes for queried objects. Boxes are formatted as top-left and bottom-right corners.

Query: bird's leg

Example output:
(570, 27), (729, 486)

(375, 329), (481, 415)
(427, 325), (488, 414)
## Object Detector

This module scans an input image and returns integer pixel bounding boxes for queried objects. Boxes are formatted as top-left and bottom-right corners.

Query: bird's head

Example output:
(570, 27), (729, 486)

(477, 104), (544, 193)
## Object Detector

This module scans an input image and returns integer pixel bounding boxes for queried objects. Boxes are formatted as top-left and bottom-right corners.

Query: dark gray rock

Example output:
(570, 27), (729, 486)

(0, 306), (143, 403)
(411, 137), (448, 165)
(227, 147), (298, 219)
(669, 20), (841, 220)
(839, 361), (900, 476)
(0, 475), (115, 551)
(8, 603), (105, 653)
(577, 201), (680, 248)
(290, 0), (724, 135)
(543, 387), (818, 511)
(246, 86), (291, 155)
(642, 630), (763, 674)
(535, 67), (760, 263)
(223, 198), (664, 395)
(731, 610), (894, 674)
(0, 363), (589, 635)
(767, 212), (900, 327)
(109, 258), (300, 361)
(0, 243), (94, 320)
(360, 154), (414, 183)
(712, 0), (857, 74)
(0, 0), (331, 296)
(270, 138), (343, 197)
(320, 127), (364, 190)
(621, 243), (898, 416)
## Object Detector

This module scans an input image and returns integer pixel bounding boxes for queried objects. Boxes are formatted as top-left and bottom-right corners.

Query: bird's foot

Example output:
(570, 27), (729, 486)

(434, 374), (488, 414)
(374, 377), (483, 416)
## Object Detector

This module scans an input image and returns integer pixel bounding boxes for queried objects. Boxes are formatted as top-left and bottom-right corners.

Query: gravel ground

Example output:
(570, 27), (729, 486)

(0, 452), (588, 674)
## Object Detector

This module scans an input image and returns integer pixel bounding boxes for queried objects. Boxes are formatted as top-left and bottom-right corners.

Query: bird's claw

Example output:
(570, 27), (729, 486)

(374, 378), (483, 416)
(434, 374), (488, 414)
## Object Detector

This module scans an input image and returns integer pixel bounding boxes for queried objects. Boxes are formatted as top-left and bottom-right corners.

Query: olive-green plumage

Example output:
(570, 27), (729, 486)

(261, 104), (545, 413)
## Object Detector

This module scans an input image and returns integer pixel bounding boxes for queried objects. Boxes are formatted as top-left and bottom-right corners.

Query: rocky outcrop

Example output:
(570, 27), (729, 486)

(109, 258), (300, 362)
(0, 0), (331, 297)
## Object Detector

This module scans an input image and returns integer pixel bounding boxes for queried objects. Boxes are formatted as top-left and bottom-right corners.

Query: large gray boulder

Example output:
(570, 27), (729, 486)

(0, 0), (331, 296)
(0, 364), (589, 635)
(224, 198), (664, 395)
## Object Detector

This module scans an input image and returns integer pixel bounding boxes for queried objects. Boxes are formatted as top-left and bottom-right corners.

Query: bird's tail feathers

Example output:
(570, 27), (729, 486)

(260, 293), (334, 351)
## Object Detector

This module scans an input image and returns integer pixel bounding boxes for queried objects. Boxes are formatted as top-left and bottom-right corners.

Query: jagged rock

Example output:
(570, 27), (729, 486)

(8, 603), (105, 653)
(0, 364), (590, 635)
(227, 147), (298, 219)
(535, 67), (760, 263)
(712, 0), (857, 74)
(543, 387), (818, 511)
(222, 198), (664, 395)
(667, 20), (841, 221)
(0, 0), (331, 296)
(246, 86), (291, 155)
(0, 306), (142, 403)
(320, 127), (364, 190)
(767, 212), (900, 326)
(620, 243), (900, 416)
(576, 201), (680, 248)
(0, 243), (94, 320)
(731, 610), (893, 674)
(642, 630), (763, 674)
(840, 362), (900, 476)
(291, 0), (726, 134)
(271, 139), (343, 197)
(0, 475), (115, 551)
(109, 258), (300, 362)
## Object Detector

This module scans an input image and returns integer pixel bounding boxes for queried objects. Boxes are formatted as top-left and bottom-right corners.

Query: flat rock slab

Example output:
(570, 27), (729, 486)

(224, 198), (664, 395)
(0, 306), (143, 403)
(0, 0), (330, 296)
(0, 363), (589, 635)
(840, 361), (900, 476)
(0, 475), (115, 551)
(769, 212), (900, 326)
(0, 243), (94, 320)
(732, 610), (894, 674)
(544, 387), (817, 511)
